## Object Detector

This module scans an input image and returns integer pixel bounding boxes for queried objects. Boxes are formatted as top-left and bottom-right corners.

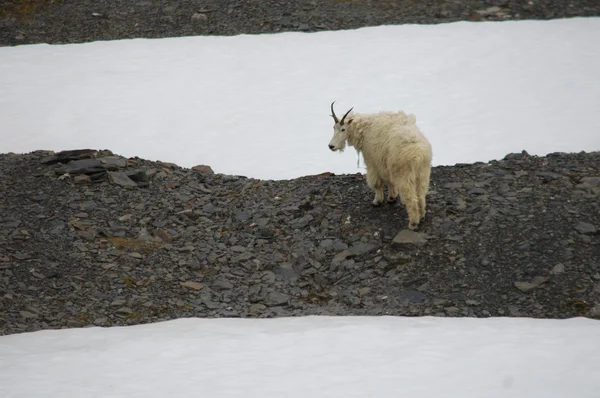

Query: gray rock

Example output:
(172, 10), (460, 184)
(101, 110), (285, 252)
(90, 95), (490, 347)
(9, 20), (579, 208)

(213, 279), (234, 291)
(503, 150), (529, 160)
(278, 17), (293, 27)
(202, 299), (221, 309)
(550, 263), (565, 275)
(355, 287), (370, 296)
(107, 171), (138, 187)
(127, 170), (150, 183)
(578, 177), (600, 187)
(230, 245), (247, 253)
(470, 187), (487, 195)
(59, 159), (103, 174)
(180, 281), (204, 290)
(257, 227), (274, 239)
(444, 306), (460, 315)
(115, 307), (134, 316)
(514, 276), (549, 293)
(348, 242), (379, 257)
(248, 304), (267, 315)
(235, 211), (252, 222)
(99, 156), (128, 168)
(32, 194), (48, 202)
(192, 165), (214, 174)
(274, 263), (298, 279)
(20, 311), (38, 319)
(74, 175), (91, 184)
(537, 171), (564, 181)
(332, 240), (349, 251)
(81, 200), (97, 211)
(4, 220), (21, 228)
(433, 299), (450, 306)
(203, 203), (219, 214)
(575, 222), (597, 235)
(110, 299), (127, 307)
(266, 292), (289, 306)
(331, 250), (350, 265)
(290, 215), (313, 229)
(191, 13), (208, 22)
(392, 229), (427, 248)
(455, 198), (467, 211)
(444, 182), (463, 189)
(590, 304), (600, 319)
(319, 239), (334, 251)
(314, 274), (328, 287)
(485, 0), (509, 7)
(41, 149), (97, 164)
(399, 290), (427, 303)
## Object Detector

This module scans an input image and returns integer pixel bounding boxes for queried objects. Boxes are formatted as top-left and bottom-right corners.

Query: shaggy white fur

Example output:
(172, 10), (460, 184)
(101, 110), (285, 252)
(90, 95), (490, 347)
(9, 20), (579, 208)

(328, 102), (433, 230)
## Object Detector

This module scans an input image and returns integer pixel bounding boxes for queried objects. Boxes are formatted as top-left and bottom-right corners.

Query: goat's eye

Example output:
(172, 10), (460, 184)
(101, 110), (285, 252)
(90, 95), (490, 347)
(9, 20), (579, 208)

(341, 128), (346, 132)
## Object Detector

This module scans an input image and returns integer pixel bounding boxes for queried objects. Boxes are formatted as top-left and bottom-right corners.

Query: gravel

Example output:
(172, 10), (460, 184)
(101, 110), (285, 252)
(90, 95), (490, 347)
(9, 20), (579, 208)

(1, 148), (599, 335)
(2, 0), (600, 46)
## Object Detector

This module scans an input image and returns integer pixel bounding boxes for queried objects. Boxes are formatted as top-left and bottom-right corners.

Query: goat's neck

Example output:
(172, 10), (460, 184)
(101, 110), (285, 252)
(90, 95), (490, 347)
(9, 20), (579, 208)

(346, 124), (364, 152)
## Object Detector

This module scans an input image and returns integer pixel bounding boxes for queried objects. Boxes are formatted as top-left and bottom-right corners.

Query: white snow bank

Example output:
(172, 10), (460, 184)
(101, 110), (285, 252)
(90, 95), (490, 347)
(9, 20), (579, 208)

(1, 315), (599, 398)
(0, 17), (599, 180)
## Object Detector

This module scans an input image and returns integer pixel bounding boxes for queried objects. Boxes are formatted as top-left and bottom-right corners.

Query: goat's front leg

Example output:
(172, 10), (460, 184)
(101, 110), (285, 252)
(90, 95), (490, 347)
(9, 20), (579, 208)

(366, 169), (385, 206)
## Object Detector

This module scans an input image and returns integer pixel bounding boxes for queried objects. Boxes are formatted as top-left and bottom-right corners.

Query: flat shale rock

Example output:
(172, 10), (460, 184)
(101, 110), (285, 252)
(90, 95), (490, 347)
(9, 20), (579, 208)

(0, 148), (599, 336)
(392, 230), (428, 248)
(514, 276), (549, 293)
(107, 171), (138, 188)
(192, 165), (215, 174)
(575, 221), (597, 235)
(41, 149), (100, 164)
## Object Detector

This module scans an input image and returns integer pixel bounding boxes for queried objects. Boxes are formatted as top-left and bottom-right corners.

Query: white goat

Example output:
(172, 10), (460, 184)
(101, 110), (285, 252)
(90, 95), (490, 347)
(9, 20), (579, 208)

(328, 102), (432, 230)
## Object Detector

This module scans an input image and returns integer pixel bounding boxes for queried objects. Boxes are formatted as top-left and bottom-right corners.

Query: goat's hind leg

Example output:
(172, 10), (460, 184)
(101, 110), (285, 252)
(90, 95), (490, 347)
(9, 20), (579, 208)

(417, 165), (431, 221)
(393, 172), (421, 230)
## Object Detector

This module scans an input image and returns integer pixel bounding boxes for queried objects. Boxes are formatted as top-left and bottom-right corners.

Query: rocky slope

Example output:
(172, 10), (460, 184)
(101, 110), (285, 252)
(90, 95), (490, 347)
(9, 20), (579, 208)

(2, 0), (600, 46)
(1, 149), (599, 335)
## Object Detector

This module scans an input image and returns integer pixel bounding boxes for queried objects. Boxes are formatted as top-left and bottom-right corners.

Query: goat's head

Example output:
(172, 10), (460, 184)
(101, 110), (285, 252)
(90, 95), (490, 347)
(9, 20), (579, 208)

(328, 101), (354, 152)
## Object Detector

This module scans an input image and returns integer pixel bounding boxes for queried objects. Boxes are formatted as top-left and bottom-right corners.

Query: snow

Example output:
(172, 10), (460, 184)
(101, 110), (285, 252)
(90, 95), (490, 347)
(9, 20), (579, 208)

(1, 316), (600, 398)
(2, 16), (600, 397)
(1, 17), (600, 180)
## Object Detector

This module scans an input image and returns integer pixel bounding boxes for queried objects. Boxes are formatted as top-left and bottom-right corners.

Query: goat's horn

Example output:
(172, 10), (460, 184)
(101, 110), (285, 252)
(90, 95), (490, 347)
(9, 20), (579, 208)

(341, 107), (354, 125)
(330, 101), (339, 123)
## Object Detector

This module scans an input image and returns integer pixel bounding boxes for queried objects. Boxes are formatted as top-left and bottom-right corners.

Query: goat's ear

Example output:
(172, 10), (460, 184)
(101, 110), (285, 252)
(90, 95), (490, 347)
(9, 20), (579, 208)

(346, 118), (353, 125)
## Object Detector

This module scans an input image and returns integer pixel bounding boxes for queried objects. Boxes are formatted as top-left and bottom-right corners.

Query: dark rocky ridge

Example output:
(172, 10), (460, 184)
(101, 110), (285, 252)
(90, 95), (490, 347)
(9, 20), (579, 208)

(2, 0), (600, 46)
(1, 149), (599, 336)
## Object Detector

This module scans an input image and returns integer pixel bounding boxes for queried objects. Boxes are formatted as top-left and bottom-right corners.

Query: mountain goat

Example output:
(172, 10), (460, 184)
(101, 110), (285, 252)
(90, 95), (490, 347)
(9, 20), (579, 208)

(328, 102), (432, 230)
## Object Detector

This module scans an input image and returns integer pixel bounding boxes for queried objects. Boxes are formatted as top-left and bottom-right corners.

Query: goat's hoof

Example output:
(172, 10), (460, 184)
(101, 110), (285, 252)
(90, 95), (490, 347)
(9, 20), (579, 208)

(372, 200), (384, 206)
(387, 197), (397, 204)
(408, 223), (419, 231)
